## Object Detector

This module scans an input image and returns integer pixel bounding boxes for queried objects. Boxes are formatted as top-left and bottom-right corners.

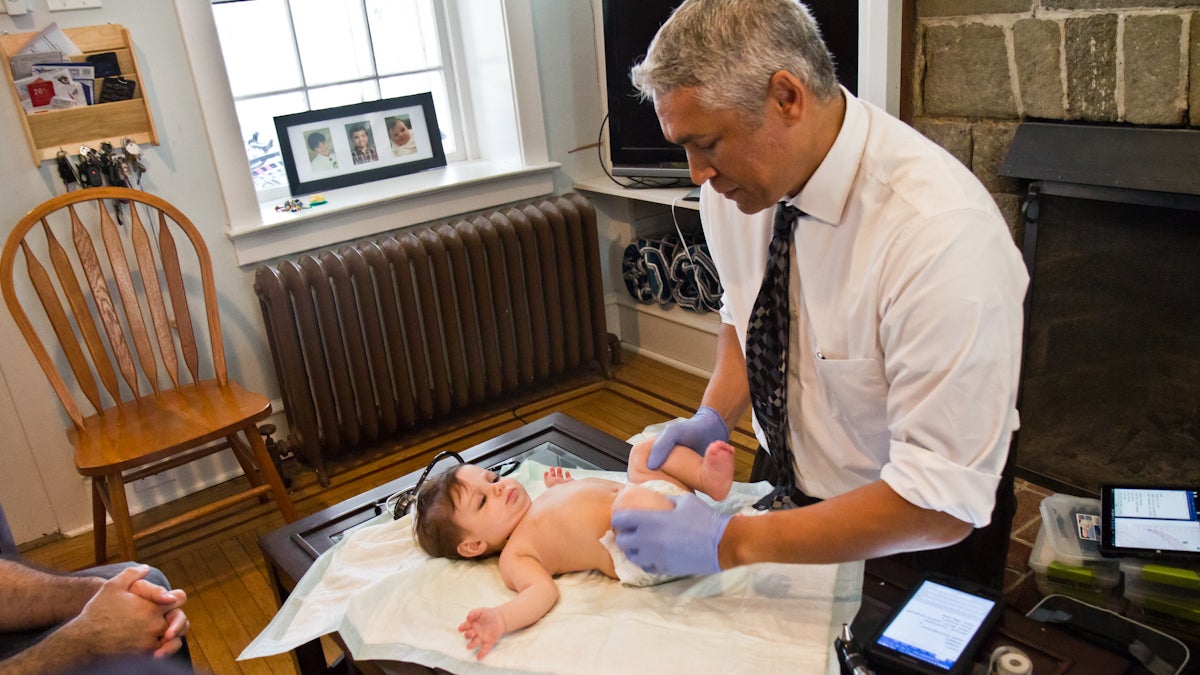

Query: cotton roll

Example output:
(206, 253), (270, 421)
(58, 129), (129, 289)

(991, 649), (1032, 675)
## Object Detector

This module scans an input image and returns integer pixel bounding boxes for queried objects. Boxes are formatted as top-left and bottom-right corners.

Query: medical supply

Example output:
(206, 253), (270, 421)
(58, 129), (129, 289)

(835, 623), (874, 675)
(987, 646), (1032, 675)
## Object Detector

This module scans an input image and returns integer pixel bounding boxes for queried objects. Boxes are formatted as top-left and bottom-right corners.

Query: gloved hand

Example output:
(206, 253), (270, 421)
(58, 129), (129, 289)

(647, 406), (729, 470)
(611, 493), (733, 577)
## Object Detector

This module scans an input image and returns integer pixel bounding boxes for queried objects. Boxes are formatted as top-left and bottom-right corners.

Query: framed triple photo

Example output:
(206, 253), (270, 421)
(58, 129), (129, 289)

(274, 92), (446, 196)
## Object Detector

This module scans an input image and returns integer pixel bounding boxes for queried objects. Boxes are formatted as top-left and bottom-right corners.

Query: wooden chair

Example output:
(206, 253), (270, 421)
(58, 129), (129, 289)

(1, 187), (297, 564)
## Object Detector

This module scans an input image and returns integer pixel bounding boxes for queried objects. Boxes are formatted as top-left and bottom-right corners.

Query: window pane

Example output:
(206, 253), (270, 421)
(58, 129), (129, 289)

(234, 91), (308, 192)
(379, 72), (457, 157)
(307, 81), (381, 110)
(213, 0), (303, 96)
(291, 0), (375, 86)
(365, 0), (441, 75)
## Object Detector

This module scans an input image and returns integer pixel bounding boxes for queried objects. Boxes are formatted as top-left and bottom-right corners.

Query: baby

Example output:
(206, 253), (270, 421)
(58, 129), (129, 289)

(411, 437), (736, 659)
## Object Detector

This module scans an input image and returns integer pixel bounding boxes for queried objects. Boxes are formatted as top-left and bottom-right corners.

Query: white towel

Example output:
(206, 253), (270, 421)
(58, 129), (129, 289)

(240, 462), (863, 674)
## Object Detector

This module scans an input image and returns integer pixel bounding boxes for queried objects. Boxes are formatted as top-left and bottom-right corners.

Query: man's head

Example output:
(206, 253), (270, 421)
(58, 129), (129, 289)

(351, 126), (371, 149)
(632, 0), (842, 212)
(307, 131), (329, 155)
(413, 464), (532, 560)
(389, 117), (412, 147)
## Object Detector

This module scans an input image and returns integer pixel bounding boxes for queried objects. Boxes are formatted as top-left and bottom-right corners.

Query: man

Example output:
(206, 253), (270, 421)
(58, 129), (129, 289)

(0, 559), (190, 674)
(610, 0), (1028, 588)
(307, 131), (338, 171)
(350, 124), (379, 165)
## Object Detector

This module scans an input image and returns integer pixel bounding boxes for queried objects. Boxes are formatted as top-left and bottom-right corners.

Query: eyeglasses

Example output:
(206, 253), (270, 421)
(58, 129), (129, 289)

(386, 450), (465, 520)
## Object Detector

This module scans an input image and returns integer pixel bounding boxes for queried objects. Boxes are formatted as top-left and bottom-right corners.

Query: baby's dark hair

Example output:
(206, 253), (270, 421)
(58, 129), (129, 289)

(412, 463), (470, 560)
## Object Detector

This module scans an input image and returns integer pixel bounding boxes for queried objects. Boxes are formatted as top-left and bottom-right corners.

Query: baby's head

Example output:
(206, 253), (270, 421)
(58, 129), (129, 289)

(413, 463), (532, 560)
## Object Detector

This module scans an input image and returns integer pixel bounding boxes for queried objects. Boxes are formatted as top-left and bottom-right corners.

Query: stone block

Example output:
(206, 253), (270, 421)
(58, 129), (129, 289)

(972, 121), (1021, 193)
(1014, 19), (1066, 119)
(1046, 0), (1200, 8)
(917, 0), (1033, 16)
(913, 117), (972, 167)
(1191, 14), (1200, 127)
(923, 23), (1017, 118)
(1065, 15), (1118, 121)
(1124, 14), (1184, 125)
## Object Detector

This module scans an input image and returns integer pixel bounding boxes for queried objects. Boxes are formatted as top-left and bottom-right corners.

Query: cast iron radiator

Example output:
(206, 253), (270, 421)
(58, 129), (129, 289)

(254, 193), (610, 485)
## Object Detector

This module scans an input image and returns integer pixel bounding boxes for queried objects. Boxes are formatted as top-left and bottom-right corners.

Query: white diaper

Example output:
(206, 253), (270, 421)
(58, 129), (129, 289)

(599, 479), (690, 587)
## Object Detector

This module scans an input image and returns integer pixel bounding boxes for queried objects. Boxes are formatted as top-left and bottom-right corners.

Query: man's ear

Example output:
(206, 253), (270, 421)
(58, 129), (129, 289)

(457, 537), (488, 558)
(767, 70), (806, 124)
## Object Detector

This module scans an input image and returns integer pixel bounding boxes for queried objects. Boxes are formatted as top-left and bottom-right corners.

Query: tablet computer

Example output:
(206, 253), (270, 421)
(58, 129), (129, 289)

(867, 574), (1003, 675)
(1099, 484), (1200, 561)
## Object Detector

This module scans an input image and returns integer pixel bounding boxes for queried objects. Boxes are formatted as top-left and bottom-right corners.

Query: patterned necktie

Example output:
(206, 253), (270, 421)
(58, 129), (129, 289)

(746, 202), (802, 508)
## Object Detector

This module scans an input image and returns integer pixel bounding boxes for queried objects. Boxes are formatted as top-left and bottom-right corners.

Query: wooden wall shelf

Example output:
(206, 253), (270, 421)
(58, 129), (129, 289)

(0, 24), (157, 165)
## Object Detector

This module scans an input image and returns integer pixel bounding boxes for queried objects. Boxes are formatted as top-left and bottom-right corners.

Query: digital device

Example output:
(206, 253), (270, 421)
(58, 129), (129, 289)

(1099, 484), (1200, 561)
(600, 0), (858, 181)
(867, 575), (1003, 675)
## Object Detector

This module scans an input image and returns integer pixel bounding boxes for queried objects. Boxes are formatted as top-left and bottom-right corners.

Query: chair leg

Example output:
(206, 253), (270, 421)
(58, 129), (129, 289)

(91, 478), (108, 565)
(245, 425), (298, 522)
(105, 473), (137, 562)
(227, 434), (270, 503)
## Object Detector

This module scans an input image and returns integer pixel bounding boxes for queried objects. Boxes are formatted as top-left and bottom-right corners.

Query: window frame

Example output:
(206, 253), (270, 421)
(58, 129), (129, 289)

(176, 0), (556, 266)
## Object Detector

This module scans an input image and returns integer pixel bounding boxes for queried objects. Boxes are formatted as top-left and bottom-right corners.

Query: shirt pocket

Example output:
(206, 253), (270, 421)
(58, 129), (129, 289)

(812, 355), (890, 453)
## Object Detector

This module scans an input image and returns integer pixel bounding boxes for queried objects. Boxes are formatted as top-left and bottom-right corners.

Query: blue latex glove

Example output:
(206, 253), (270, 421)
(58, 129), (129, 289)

(611, 493), (733, 577)
(647, 405), (729, 470)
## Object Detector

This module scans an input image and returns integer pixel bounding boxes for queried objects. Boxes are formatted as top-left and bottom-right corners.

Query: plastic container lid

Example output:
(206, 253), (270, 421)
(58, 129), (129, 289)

(1125, 582), (1200, 624)
(1030, 525), (1121, 588)
(1121, 558), (1200, 595)
(1038, 493), (1111, 566)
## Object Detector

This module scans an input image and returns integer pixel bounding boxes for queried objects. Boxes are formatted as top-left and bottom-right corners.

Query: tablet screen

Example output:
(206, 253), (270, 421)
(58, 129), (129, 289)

(872, 578), (1000, 672)
(1105, 487), (1200, 556)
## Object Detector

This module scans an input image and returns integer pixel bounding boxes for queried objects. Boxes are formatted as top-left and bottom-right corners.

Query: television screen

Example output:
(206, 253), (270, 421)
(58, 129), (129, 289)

(602, 0), (859, 181)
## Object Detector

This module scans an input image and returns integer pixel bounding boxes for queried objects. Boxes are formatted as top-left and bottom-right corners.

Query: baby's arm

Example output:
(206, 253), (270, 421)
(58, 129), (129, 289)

(458, 553), (559, 659)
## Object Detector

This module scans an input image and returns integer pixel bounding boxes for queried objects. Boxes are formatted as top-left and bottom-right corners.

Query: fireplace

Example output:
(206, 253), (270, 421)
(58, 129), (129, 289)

(1001, 123), (1200, 497)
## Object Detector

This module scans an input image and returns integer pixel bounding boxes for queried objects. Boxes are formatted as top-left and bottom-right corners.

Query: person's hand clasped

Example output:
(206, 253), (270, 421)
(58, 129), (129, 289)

(647, 406), (729, 469)
(611, 493), (733, 577)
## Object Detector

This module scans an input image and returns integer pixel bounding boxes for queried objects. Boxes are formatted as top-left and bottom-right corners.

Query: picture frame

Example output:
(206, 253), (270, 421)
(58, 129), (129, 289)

(274, 92), (446, 196)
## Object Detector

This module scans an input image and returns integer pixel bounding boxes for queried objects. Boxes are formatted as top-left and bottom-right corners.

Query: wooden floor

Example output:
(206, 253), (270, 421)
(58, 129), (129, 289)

(18, 350), (1055, 674)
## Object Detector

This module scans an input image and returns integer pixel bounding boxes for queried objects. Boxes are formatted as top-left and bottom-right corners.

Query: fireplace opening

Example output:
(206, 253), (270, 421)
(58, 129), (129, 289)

(1001, 123), (1200, 496)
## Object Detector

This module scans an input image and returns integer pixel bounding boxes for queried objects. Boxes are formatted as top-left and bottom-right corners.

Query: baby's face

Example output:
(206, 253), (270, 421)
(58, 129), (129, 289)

(452, 465), (531, 550)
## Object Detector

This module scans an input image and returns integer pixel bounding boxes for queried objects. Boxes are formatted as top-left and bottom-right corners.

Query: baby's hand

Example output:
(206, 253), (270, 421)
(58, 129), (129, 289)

(459, 607), (506, 659)
(543, 466), (573, 487)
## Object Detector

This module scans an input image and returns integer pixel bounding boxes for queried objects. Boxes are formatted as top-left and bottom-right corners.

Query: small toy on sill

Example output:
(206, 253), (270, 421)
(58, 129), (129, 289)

(275, 195), (328, 212)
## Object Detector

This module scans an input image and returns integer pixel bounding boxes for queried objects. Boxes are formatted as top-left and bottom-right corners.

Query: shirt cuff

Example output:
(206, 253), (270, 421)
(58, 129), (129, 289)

(880, 440), (1003, 528)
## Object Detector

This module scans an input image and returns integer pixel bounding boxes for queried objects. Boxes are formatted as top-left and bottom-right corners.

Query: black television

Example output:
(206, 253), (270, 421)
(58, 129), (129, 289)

(602, 0), (860, 182)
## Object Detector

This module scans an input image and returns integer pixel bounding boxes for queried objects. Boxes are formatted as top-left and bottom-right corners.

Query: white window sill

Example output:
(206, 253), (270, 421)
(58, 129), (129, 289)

(226, 158), (559, 266)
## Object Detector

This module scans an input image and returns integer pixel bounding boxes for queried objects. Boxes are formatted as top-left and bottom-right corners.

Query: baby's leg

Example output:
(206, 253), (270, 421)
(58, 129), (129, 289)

(628, 437), (735, 501)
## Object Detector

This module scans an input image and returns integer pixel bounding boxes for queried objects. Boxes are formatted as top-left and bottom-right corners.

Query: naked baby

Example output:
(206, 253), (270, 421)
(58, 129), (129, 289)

(411, 437), (736, 659)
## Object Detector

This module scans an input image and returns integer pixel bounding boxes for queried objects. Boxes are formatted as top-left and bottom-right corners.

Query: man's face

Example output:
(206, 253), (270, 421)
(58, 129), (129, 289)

(451, 465), (531, 554)
(655, 87), (789, 215)
(390, 121), (412, 147)
(315, 140), (330, 156)
(352, 129), (369, 149)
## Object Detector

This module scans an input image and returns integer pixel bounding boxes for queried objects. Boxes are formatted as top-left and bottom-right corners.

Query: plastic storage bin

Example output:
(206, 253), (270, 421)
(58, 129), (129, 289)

(1121, 558), (1200, 638)
(1029, 494), (1124, 611)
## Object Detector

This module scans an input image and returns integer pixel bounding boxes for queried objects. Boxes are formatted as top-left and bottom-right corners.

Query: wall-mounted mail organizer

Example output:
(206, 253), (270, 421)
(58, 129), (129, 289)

(0, 24), (157, 165)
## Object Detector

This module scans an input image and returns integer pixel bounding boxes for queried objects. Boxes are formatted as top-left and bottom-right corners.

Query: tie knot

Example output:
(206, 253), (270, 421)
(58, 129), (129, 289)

(774, 203), (803, 237)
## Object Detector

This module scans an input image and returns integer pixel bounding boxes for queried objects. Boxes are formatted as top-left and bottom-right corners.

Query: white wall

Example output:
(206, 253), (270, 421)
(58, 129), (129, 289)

(0, 0), (605, 545)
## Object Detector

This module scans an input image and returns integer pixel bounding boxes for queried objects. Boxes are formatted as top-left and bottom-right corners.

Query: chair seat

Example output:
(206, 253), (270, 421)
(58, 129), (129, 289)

(69, 379), (272, 475)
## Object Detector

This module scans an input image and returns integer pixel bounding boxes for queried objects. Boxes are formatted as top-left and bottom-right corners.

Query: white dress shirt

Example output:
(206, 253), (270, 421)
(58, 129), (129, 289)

(700, 89), (1029, 527)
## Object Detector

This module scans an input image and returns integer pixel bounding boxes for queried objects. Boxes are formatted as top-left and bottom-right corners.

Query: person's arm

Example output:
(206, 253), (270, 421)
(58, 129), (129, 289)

(458, 554), (558, 659)
(699, 322), (752, 431)
(0, 566), (175, 674)
(720, 480), (972, 567)
(0, 558), (102, 631)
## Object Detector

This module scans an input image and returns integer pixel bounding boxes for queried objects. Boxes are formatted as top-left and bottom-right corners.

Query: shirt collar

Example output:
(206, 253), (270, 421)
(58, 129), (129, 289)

(791, 86), (868, 227)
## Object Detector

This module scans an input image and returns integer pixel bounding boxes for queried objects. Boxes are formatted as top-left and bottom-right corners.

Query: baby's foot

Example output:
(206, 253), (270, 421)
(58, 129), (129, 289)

(543, 466), (574, 487)
(699, 441), (735, 501)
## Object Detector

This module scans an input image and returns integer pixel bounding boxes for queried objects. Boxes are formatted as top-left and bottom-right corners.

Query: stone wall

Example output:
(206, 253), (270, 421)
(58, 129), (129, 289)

(910, 1), (1200, 239)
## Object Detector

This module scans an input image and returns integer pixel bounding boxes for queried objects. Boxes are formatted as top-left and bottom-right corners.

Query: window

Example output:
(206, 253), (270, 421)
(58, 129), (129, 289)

(211, 0), (463, 202)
